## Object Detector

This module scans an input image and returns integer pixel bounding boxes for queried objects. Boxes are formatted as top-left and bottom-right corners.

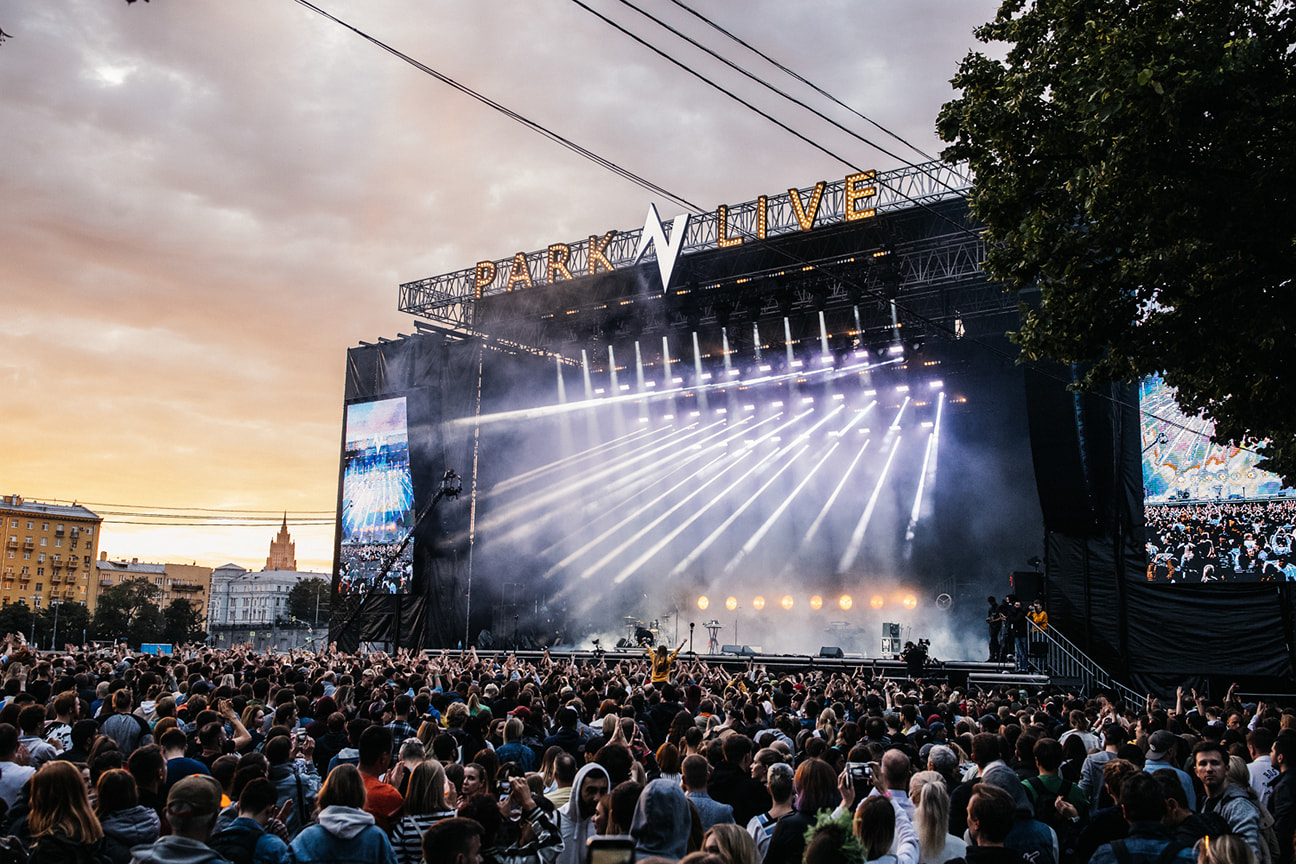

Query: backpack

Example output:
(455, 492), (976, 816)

(1025, 776), (1083, 864)
(208, 823), (261, 864)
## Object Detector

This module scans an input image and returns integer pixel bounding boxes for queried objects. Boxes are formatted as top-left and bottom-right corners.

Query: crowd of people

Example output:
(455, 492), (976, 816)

(0, 631), (1291, 864)
(1145, 501), (1296, 583)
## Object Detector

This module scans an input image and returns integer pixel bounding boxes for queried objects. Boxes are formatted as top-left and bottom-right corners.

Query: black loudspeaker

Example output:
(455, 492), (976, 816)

(1010, 571), (1044, 604)
(819, 646), (844, 659)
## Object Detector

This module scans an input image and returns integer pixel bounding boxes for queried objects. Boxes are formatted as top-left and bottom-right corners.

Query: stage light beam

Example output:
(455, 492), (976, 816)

(753, 595), (765, 610)
(837, 433), (903, 574)
(697, 596), (709, 610)
(839, 594), (853, 611)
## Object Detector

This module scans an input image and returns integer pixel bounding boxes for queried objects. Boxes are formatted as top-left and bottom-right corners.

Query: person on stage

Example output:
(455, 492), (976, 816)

(648, 640), (687, 685)
(986, 597), (1005, 662)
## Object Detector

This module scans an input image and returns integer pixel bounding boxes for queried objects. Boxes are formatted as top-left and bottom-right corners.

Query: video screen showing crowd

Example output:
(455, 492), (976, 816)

(336, 397), (416, 597)
(1140, 375), (1295, 584)
(1145, 500), (1296, 584)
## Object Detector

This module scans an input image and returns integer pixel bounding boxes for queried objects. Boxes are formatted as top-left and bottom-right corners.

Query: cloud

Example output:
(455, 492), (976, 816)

(0, 0), (1001, 572)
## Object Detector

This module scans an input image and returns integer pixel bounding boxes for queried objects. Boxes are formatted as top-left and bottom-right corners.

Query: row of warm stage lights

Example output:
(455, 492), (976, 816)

(696, 592), (919, 612)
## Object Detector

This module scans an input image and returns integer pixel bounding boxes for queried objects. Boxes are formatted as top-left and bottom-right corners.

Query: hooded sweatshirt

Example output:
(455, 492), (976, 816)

(630, 778), (692, 861)
(981, 764), (1059, 864)
(289, 805), (397, 864)
(102, 805), (161, 864)
(557, 762), (611, 864)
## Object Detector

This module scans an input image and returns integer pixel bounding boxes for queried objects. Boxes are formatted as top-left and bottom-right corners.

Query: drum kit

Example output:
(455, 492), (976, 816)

(618, 615), (664, 648)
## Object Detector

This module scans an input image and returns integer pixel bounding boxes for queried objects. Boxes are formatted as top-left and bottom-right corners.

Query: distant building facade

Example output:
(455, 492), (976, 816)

(0, 495), (101, 612)
(266, 514), (297, 571)
(94, 556), (212, 619)
(207, 519), (327, 651)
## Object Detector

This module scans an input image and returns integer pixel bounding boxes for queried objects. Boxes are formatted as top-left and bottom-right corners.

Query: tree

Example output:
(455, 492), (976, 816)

(937, 0), (1296, 483)
(162, 599), (206, 646)
(0, 602), (32, 640)
(92, 577), (163, 646)
(34, 602), (91, 650)
(287, 578), (331, 627)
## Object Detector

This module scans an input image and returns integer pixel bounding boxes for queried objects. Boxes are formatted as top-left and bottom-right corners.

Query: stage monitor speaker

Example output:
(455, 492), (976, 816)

(721, 644), (744, 656)
(1010, 571), (1043, 604)
(819, 646), (844, 658)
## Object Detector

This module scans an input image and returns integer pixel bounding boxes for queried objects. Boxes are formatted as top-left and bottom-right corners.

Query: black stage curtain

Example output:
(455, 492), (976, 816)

(1032, 360), (1294, 689)
(332, 334), (480, 651)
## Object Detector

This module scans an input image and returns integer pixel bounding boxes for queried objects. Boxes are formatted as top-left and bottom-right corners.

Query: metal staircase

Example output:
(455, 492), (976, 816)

(1029, 621), (1143, 706)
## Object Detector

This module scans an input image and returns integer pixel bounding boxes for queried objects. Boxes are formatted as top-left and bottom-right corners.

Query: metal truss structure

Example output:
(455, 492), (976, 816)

(398, 161), (1007, 362)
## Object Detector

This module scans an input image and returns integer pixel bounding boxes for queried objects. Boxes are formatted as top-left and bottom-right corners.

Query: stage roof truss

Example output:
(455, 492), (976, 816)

(399, 161), (973, 323)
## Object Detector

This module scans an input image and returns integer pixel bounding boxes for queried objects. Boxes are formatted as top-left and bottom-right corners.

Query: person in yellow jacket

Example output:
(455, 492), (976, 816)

(648, 640), (687, 684)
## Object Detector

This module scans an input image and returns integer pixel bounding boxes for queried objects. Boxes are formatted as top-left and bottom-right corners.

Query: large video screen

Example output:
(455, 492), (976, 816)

(337, 397), (415, 596)
(1140, 374), (1295, 583)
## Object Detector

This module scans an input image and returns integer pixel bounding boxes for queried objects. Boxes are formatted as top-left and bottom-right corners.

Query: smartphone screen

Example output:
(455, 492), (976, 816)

(587, 836), (635, 864)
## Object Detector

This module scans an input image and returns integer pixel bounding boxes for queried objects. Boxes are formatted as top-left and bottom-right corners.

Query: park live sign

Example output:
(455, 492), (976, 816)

(468, 170), (879, 300)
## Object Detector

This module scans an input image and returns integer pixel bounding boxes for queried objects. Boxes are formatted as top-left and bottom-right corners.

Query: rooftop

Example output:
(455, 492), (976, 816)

(0, 495), (100, 521)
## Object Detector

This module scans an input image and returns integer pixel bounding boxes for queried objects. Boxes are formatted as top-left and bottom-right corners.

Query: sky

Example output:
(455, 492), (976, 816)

(0, 0), (1003, 574)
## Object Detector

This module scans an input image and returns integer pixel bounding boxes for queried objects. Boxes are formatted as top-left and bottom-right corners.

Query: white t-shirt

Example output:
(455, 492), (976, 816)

(1250, 755), (1279, 809)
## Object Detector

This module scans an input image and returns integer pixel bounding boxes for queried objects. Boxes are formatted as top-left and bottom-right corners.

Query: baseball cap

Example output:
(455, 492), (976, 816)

(167, 775), (223, 816)
(508, 706), (532, 720)
(1147, 729), (1181, 760)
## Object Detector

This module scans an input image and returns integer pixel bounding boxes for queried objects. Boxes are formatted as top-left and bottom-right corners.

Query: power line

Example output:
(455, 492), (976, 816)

(664, 0), (937, 162)
(609, 0), (953, 188)
(566, 0), (980, 244)
(100, 519), (336, 527)
(285, 2), (1213, 453)
(288, 0), (703, 214)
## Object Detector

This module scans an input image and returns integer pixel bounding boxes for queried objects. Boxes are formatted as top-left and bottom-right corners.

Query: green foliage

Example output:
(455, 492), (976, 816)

(938, 0), (1296, 484)
(92, 577), (164, 647)
(162, 599), (206, 646)
(286, 578), (331, 626)
(33, 602), (91, 649)
(0, 602), (32, 639)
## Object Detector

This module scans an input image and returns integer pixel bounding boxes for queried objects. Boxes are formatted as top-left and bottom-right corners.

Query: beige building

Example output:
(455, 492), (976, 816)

(94, 556), (212, 618)
(0, 495), (101, 611)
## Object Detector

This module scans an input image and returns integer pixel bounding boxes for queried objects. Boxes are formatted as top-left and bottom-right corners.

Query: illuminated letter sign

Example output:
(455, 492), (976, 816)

(634, 204), (690, 293)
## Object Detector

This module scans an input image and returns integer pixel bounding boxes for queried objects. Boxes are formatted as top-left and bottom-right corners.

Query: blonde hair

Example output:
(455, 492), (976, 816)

(702, 823), (760, 864)
(404, 760), (451, 814)
(910, 770), (950, 859)
(30, 761), (103, 844)
(1200, 834), (1257, 864)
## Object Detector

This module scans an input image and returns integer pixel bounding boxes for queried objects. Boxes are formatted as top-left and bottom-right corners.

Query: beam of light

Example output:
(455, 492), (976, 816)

(668, 441), (812, 578)
(837, 433), (903, 574)
(783, 316), (794, 369)
(578, 410), (810, 584)
(721, 438), (841, 578)
(753, 322), (761, 360)
(819, 310), (829, 356)
(888, 395), (911, 430)
(788, 403), (876, 553)
(581, 350), (594, 400)
(490, 418), (698, 503)
(448, 354), (902, 431)
(609, 441), (789, 585)
(489, 425), (661, 497)
(662, 336), (672, 390)
(480, 419), (723, 538)
(539, 416), (773, 570)
(634, 341), (646, 392)
(903, 392), (944, 559)
(692, 331), (708, 413)
(722, 328), (732, 375)
(556, 356), (568, 404)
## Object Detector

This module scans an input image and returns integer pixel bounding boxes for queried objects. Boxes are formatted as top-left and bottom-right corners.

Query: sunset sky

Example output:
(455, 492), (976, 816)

(1, 0), (1001, 573)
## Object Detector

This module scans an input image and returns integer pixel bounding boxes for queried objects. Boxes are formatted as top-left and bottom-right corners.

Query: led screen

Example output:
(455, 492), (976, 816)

(337, 397), (415, 596)
(1140, 374), (1294, 583)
